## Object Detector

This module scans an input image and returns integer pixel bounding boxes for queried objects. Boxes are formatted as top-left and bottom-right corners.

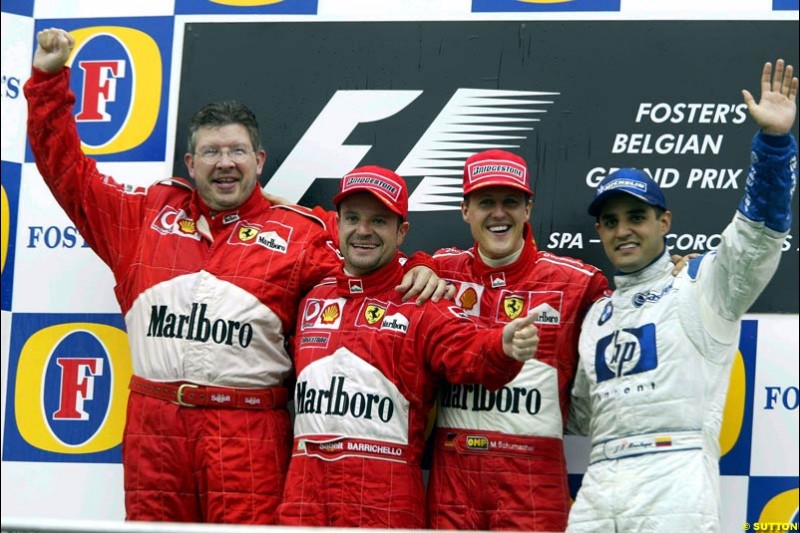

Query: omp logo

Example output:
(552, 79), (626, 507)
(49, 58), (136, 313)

(472, 0), (620, 11)
(5, 316), (132, 461)
(267, 89), (558, 212)
(594, 324), (658, 382)
(467, 436), (489, 450)
(67, 26), (161, 155)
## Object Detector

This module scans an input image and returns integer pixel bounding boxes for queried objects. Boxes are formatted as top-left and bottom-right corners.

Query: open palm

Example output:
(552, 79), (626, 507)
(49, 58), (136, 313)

(742, 60), (798, 135)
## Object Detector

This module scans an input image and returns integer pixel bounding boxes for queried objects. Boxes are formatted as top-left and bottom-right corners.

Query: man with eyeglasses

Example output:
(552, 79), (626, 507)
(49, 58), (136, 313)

(24, 27), (445, 525)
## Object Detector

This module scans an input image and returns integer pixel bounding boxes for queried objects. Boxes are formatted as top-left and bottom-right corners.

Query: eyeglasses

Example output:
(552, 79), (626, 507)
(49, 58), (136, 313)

(195, 147), (253, 164)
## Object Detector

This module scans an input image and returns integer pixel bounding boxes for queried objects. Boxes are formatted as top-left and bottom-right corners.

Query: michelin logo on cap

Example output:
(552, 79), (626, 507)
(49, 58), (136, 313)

(597, 178), (648, 194)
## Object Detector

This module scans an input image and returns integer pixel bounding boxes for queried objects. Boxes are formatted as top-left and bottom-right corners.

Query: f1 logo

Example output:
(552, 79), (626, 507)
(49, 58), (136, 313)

(595, 323), (658, 382)
(266, 88), (557, 212)
(53, 358), (104, 421)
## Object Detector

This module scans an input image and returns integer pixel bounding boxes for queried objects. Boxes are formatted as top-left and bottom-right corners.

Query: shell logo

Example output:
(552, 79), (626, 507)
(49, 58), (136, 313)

(322, 303), (340, 324)
(459, 287), (478, 310)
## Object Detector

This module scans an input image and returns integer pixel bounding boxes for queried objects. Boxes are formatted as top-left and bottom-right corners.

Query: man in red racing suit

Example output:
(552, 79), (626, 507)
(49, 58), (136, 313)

(276, 165), (539, 528)
(426, 150), (609, 531)
(24, 28), (439, 524)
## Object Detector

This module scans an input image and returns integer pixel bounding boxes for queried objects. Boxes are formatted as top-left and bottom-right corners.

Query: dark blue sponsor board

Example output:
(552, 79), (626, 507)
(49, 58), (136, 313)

(773, 0), (799, 10)
(26, 17), (173, 162)
(473, 0), (620, 12)
(0, 0), (33, 17)
(176, 21), (798, 312)
(1, 161), (21, 311)
(719, 320), (757, 476)
(175, 0), (317, 14)
(3, 313), (126, 463)
(747, 476), (799, 525)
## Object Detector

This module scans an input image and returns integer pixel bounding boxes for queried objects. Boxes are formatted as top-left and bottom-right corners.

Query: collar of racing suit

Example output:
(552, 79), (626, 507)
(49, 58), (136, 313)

(335, 253), (405, 297)
(612, 248), (672, 292)
(189, 184), (265, 233)
(470, 222), (538, 286)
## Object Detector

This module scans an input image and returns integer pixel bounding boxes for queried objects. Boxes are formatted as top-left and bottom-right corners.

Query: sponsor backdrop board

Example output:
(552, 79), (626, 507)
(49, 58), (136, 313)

(1, 1), (798, 529)
(176, 20), (799, 314)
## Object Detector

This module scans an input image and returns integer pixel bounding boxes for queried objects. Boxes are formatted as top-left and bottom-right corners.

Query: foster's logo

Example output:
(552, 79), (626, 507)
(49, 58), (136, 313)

(5, 315), (132, 461)
(31, 19), (173, 161)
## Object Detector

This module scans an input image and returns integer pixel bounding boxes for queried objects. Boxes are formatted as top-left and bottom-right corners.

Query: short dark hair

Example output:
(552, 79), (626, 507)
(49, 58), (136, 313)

(187, 101), (262, 154)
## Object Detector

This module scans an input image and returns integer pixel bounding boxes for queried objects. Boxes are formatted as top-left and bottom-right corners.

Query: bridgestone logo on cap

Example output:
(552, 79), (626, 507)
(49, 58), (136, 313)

(342, 173), (402, 201)
(467, 160), (527, 185)
(598, 178), (648, 194)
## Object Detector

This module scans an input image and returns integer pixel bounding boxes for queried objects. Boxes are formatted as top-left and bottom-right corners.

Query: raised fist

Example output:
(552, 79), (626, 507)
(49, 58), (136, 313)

(33, 28), (75, 74)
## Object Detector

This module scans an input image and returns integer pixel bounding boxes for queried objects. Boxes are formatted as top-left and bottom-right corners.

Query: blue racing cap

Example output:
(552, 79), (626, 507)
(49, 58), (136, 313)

(588, 168), (667, 216)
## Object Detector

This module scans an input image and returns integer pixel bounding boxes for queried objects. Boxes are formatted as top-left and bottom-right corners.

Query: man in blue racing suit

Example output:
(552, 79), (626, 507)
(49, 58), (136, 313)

(567, 59), (798, 532)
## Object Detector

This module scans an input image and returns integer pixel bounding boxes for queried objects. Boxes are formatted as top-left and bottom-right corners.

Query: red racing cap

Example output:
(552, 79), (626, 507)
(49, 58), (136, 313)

(463, 149), (532, 196)
(332, 166), (409, 220)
